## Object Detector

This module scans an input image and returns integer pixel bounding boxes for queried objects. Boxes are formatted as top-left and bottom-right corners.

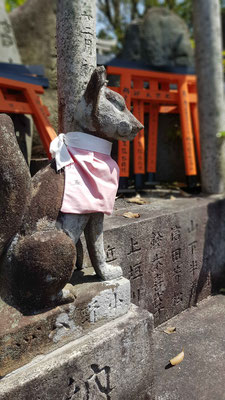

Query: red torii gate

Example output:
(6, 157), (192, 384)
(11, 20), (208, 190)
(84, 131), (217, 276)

(0, 64), (56, 159)
(106, 63), (200, 190)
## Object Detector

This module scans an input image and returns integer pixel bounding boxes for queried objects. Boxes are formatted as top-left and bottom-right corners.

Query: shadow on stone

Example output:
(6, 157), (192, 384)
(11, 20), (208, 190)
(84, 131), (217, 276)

(193, 198), (225, 307)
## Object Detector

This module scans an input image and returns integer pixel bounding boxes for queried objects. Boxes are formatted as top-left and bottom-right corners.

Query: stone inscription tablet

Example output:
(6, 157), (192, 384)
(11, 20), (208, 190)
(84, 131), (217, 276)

(104, 200), (213, 326)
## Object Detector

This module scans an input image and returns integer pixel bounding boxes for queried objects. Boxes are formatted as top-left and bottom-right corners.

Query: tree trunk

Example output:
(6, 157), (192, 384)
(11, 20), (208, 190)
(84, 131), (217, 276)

(193, 0), (225, 193)
(57, 0), (96, 133)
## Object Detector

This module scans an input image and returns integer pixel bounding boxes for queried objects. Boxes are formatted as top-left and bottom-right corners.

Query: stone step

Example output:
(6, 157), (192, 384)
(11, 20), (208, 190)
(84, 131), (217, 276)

(153, 294), (225, 400)
(0, 305), (154, 400)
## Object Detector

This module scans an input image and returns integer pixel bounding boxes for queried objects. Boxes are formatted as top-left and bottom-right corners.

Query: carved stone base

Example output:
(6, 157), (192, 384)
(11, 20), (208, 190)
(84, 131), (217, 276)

(0, 269), (130, 377)
(0, 305), (154, 400)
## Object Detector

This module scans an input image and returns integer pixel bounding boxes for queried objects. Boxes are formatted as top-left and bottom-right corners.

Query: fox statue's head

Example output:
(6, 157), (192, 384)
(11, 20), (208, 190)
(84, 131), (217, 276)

(74, 66), (144, 141)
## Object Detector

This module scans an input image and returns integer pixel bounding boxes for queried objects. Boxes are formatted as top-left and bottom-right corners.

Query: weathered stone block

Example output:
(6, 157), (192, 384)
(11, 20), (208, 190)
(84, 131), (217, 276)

(121, 7), (194, 67)
(97, 196), (225, 326)
(0, 273), (130, 377)
(0, 306), (154, 400)
(70, 273), (130, 324)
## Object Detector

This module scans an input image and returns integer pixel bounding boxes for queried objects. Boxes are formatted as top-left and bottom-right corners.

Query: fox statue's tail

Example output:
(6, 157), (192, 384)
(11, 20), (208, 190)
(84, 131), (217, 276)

(0, 114), (32, 257)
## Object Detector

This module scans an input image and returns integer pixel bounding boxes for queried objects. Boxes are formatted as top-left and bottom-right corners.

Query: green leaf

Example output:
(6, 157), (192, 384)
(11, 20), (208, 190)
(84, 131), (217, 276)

(217, 131), (225, 138)
(5, 0), (27, 12)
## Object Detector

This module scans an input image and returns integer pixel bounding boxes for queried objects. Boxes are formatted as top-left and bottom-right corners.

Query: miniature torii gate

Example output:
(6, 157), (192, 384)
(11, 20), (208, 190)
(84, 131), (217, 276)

(0, 63), (56, 158)
(107, 62), (200, 190)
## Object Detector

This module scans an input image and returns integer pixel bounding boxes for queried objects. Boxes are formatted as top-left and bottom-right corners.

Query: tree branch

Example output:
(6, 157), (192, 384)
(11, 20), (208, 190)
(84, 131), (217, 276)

(131, 0), (139, 20)
(105, 0), (113, 25)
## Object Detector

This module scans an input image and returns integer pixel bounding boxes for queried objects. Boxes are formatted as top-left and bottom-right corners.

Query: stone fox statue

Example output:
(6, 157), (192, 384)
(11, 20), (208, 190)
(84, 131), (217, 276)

(0, 66), (143, 310)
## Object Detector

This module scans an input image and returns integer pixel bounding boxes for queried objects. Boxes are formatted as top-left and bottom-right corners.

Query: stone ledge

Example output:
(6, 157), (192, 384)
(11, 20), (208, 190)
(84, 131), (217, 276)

(0, 273), (130, 377)
(0, 305), (154, 400)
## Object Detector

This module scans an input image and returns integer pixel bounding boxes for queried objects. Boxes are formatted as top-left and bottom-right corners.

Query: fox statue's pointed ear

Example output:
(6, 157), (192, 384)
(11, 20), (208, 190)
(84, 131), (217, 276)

(84, 66), (106, 104)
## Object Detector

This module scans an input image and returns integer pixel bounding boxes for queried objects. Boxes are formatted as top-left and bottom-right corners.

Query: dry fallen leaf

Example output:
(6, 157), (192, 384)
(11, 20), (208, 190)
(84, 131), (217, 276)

(170, 349), (184, 366)
(172, 181), (185, 188)
(123, 212), (140, 219)
(163, 326), (176, 334)
(179, 189), (191, 198)
(159, 192), (169, 198)
(126, 197), (147, 205)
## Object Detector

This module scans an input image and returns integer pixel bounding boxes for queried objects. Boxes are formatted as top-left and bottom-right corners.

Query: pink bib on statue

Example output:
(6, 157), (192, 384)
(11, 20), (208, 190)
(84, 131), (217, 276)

(60, 147), (119, 215)
(49, 132), (119, 216)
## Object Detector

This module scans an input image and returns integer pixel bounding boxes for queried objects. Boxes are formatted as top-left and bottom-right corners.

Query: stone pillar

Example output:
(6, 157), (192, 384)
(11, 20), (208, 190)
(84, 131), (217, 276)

(193, 0), (225, 193)
(57, 0), (96, 133)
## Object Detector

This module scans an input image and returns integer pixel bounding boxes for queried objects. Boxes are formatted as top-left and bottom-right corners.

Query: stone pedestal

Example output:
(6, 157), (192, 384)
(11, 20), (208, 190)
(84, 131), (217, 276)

(0, 270), (130, 377)
(0, 305), (154, 400)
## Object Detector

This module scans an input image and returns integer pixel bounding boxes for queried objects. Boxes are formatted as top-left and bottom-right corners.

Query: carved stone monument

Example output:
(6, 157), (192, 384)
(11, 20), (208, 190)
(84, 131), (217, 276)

(0, 86), (154, 398)
(0, 1), (154, 398)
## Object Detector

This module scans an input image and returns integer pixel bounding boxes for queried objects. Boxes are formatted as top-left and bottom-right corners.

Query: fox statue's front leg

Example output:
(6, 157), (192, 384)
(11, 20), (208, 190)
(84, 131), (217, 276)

(58, 212), (122, 280)
(84, 213), (122, 280)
